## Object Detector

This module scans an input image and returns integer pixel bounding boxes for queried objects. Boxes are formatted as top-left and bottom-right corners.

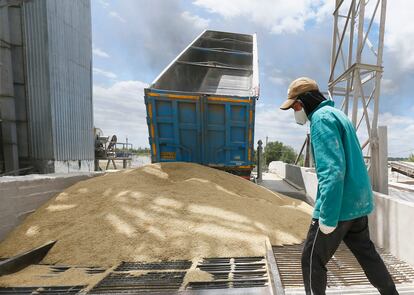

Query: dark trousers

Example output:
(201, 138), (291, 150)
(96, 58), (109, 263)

(301, 216), (398, 295)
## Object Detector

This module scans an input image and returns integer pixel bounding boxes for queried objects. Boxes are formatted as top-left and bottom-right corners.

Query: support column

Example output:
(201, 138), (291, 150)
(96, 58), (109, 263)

(257, 140), (263, 183)
(376, 126), (388, 194)
(0, 2), (19, 174)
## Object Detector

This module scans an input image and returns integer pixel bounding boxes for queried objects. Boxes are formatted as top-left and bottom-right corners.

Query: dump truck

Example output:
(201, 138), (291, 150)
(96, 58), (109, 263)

(144, 30), (259, 179)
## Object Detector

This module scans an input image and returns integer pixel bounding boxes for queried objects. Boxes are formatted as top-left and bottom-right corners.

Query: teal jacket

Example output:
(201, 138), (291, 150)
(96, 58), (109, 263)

(309, 100), (373, 227)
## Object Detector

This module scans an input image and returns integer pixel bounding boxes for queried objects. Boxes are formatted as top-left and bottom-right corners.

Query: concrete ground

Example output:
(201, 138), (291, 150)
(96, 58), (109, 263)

(388, 167), (414, 203)
(389, 186), (414, 202)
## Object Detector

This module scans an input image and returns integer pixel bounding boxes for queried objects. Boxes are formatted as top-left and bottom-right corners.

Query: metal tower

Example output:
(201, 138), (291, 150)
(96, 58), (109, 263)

(328, 0), (388, 194)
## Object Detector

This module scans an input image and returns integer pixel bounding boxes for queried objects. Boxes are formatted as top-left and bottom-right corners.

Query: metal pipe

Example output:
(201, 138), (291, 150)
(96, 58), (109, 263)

(329, 1), (353, 83)
(377, 126), (388, 194)
(361, 138), (370, 150)
(344, 0), (356, 115)
(351, 0), (366, 127)
(304, 134), (311, 168)
(357, 87), (375, 130)
(355, 71), (371, 135)
(329, 0), (340, 91)
(295, 137), (307, 166)
(359, 0), (380, 57)
(372, 0), (386, 132)
(257, 140), (263, 183)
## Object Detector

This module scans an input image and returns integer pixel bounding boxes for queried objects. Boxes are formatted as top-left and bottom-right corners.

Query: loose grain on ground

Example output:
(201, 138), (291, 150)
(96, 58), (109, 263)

(0, 162), (312, 268)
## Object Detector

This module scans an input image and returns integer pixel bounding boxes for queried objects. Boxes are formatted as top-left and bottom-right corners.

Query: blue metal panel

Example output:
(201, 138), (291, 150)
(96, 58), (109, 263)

(145, 93), (202, 163)
(145, 91), (256, 172)
(204, 98), (252, 167)
(206, 102), (225, 165)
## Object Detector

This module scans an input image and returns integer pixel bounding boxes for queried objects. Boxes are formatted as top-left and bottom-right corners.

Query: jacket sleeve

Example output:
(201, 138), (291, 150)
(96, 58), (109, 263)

(311, 116), (346, 227)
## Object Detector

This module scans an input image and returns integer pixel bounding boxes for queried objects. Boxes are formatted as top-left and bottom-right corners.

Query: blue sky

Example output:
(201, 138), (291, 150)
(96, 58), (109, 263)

(91, 0), (414, 157)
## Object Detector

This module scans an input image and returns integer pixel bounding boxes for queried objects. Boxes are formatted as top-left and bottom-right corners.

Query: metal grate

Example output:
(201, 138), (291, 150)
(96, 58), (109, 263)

(273, 243), (414, 293)
(0, 286), (85, 295)
(88, 271), (186, 294)
(49, 266), (70, 273)
(83, 267), (106, 274)
(114, 260), (192, 271)
(24, 264), (106, 275)
(0, 264), (104, 294)
(186, 256), (269, 290)
(0, 258), (272, 294)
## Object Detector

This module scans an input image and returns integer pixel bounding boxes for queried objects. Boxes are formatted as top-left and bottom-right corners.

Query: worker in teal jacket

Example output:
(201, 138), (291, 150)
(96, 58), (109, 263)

(280, 77), (398, 295)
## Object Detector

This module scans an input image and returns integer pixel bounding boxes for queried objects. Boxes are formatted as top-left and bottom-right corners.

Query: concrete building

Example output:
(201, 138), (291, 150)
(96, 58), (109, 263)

(0, 0), (93, 174)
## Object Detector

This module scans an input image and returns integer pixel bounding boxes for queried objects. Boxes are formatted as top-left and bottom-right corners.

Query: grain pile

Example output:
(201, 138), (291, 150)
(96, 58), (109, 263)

(0, 162), (312, 267)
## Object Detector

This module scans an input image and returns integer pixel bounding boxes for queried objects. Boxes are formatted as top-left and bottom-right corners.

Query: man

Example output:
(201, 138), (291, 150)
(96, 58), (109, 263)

(279, 77), (398, 295)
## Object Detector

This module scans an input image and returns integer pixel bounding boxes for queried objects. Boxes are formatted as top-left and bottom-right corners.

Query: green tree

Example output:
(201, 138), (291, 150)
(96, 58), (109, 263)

(126, 147), (151, 155)
(264, 141), (297, 165)
(408, 153), (414, 162)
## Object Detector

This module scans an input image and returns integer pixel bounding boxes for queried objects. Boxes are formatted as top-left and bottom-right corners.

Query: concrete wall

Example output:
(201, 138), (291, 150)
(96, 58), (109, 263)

(285, 164), (306, 188)
(54, 160), (95, 173)
(369, 192), (414, 268)
(269, 161), (317, 202)
(0, 172), (98, 241)
(268, 161), (286, 178)
(269, 161), (414, 267)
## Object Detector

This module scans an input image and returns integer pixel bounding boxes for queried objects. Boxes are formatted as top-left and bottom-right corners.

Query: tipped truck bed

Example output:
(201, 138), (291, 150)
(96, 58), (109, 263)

(144, 30), (259, 177)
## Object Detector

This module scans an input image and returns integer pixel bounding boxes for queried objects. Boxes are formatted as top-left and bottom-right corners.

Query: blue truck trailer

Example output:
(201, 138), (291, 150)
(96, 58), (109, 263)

(144, 30), (259, 179)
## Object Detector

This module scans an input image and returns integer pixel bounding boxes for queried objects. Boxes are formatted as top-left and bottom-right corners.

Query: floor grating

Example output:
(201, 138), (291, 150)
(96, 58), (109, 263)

(0, 286), (85, 295)
(88, 271), (187, 294)
(273, 242), (414, 294)
(114, 260), (192, 271)
(88, 260), (192, 294)
(0, 258), (271, 294)
(185, 256), (269, 290)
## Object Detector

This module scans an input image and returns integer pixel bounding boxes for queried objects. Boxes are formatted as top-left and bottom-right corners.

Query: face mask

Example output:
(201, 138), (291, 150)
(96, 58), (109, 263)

(294, 108), (308, 125)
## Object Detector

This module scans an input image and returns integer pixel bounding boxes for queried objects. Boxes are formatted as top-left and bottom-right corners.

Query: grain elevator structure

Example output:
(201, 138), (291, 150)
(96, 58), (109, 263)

(0, 0), (94, 174)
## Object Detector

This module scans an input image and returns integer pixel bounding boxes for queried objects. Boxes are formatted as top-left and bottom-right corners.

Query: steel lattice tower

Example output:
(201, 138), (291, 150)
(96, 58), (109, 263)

(328, 0), (388, 193)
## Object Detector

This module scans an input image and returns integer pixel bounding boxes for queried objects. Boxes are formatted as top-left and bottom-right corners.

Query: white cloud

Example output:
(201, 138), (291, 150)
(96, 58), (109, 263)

(379, 112), (414, 157)
(314, 0), (334, 23)
(93, 45), (110, 58)
(93, 68), (117, 79)
(93, 80), (149, 148)
(381, 78), (398, 95)
(193, 0), (331, 34)
(109, 11), (126, 23)
(385, 0), (414, 71)
(268, 69), (291, 86)
(98, 0), (109, 8)
(181, 11), (210, 30)
(97, 0), (127, 24)
(254, 102), (308, 152)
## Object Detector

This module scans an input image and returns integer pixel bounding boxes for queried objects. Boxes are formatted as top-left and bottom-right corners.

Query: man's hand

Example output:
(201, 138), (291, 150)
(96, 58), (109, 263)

(319, 223), (336, 234)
